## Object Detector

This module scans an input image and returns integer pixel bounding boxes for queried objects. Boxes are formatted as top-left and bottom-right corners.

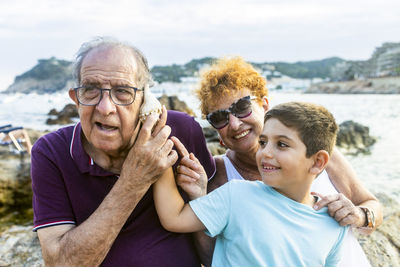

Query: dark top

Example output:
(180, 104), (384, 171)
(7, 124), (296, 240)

(31, 110), (215, 267)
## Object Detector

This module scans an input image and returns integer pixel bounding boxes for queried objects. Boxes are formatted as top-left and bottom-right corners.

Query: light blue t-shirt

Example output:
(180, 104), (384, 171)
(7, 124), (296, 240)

(189, 180), (348, 267)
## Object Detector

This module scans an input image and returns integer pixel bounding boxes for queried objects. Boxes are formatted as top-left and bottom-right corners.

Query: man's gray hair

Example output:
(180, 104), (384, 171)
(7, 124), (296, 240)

(73, 36), (153, 89)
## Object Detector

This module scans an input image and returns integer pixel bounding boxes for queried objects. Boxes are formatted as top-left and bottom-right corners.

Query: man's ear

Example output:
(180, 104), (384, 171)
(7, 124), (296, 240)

(309, 150), (330, 175)
(69, 88), (79, 105)
(262, 96), (269, 113)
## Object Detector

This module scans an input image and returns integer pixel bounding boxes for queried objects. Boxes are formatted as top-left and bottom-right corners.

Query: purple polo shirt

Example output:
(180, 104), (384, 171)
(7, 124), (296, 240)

(31, 110), (215, 267)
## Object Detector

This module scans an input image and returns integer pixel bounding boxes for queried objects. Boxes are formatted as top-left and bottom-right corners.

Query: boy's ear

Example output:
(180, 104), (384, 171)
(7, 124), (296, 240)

(309, 150), (330, 175)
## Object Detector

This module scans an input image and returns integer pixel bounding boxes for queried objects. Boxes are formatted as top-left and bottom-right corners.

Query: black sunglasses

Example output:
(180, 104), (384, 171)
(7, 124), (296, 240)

(206, 95), (257, 129)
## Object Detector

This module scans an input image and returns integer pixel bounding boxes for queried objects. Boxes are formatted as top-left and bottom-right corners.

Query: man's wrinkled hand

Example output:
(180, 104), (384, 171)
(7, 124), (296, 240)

(121, 107), (178, 189)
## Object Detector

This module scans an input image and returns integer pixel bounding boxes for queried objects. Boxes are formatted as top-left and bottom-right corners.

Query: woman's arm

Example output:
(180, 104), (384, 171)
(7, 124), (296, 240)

(153, 166), (205, 233)
(316, 148), (383, 234)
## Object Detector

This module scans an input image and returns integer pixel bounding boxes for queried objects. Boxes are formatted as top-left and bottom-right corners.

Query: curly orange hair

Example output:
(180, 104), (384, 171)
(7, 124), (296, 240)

(196, 56), (268, 116)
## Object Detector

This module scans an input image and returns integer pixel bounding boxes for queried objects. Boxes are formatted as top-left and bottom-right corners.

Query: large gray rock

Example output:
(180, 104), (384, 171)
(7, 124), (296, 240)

(336, 120), (376, 155)
(46, 104), (78, 125)
(202, 127), (219, 143)
(202, 127), (226, 156)
(158, 94), (195, 116)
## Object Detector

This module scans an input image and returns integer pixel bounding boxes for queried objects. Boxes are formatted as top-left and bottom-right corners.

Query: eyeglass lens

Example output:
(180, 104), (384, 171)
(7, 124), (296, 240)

(76, 87), (136, 106)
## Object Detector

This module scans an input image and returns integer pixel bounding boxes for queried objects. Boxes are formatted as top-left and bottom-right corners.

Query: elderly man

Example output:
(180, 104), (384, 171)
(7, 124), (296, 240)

(31, 37), (215, 266)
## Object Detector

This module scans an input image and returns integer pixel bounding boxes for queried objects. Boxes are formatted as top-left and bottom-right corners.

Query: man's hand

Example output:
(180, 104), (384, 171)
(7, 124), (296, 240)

(171, 136), (208, 200)
(312, 192), (365, 227)
(121, 106), (178, 188)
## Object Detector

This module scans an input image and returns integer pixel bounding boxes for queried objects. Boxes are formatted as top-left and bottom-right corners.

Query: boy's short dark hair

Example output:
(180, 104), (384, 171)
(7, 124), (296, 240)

(264, 102), (338, 157)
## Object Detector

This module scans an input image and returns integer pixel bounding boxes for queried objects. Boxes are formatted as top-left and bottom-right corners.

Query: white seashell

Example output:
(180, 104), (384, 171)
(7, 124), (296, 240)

(139, 84), (162, 122)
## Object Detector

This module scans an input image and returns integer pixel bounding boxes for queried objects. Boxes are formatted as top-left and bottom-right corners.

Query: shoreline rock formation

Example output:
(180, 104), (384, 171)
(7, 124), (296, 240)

(305, 76), (400, 94)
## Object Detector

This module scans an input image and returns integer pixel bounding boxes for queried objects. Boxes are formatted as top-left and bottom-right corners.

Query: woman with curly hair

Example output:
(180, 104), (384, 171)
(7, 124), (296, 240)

(177, 57), (382, 267)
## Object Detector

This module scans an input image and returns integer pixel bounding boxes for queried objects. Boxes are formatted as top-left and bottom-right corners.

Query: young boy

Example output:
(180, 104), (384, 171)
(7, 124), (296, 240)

(154, 102), (348, 266)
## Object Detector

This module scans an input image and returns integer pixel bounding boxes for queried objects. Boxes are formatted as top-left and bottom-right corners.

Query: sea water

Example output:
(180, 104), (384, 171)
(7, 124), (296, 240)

(0, 87), (399, 202)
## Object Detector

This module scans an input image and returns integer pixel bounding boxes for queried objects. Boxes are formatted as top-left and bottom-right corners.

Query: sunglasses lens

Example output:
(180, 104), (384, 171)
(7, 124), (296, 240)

(206, 96), (254, 129)
(207, 110), (229, 129)
(232, 97), (252, 118)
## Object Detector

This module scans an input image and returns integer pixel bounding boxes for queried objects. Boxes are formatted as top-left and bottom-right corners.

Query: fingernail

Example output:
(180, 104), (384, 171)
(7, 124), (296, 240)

(313, 205), (318, 210)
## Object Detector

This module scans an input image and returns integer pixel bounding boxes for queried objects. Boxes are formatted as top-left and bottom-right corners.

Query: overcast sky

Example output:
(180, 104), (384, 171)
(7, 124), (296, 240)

(1, 0), (399, 90)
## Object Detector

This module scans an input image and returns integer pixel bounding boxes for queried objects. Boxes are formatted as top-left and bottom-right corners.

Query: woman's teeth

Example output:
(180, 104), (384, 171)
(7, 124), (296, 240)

(234, 130), (250, 139)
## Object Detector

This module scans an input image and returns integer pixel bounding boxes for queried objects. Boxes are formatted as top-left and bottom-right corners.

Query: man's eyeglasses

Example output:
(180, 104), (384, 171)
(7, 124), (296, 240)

(206, 95), (257, 129)
(74, 86), (143, 106)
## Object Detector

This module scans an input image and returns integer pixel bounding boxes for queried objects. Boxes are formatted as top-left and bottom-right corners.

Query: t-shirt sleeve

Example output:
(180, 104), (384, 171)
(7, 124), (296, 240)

(31, 138), (76, 231)
(189, 181), (232, 237)
(325, 226), (349, 267)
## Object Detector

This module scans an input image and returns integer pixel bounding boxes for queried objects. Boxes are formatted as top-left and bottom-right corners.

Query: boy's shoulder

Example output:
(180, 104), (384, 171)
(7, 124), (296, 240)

(228, 179), (263, 187)
(225, 179), (267, 194)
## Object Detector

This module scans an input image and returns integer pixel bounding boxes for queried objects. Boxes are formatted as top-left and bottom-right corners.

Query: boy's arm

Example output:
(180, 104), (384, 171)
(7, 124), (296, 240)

(153, 166), (205, 233)
(171, 137), (216, 266)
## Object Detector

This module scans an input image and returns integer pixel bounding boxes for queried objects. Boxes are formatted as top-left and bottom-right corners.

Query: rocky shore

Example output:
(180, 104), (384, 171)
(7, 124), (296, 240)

(353, 193), (400, 266)
(305, 76), (400, 94)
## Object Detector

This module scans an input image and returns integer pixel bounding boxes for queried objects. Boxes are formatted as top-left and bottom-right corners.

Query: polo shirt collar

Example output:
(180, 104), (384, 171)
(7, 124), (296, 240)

(70, 122), (116, 177)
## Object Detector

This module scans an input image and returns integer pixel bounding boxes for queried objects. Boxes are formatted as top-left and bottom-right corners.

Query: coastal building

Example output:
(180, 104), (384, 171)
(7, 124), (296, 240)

(372, 43), (400, 76)
(330, 42), (400, 81)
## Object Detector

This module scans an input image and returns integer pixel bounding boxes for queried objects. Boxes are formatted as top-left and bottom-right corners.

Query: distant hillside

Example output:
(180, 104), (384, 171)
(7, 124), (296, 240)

(4, 56), (344, 94)
(151, 57), (345, 83)
(271, 57), (345, 79)
(152, 57), (214, 83)
(15, 57), (72, 82)
(6, 57), (74, 94)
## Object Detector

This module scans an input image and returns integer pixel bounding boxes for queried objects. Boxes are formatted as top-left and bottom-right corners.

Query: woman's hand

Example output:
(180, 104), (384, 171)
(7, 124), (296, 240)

(312, 192), (366, 228)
